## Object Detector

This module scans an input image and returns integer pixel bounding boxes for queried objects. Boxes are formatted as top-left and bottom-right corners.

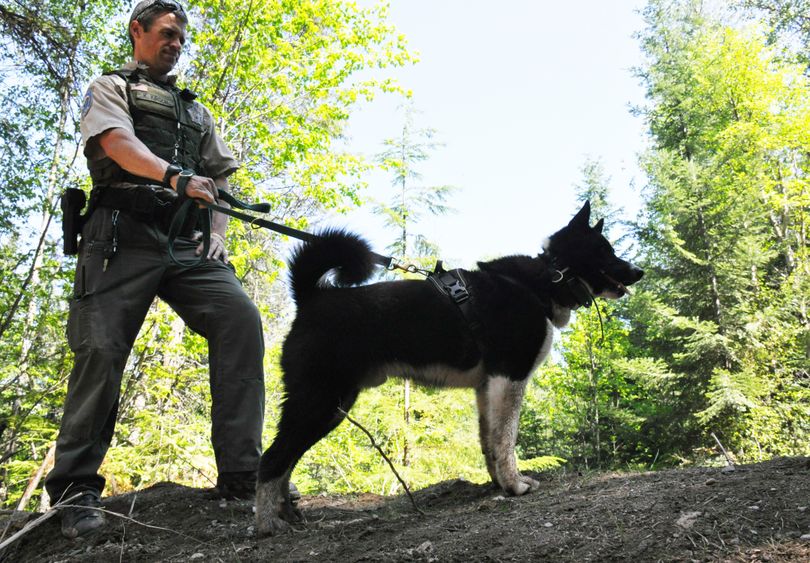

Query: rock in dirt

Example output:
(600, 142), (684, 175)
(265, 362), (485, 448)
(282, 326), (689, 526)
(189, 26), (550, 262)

(675, 511), (702, 529)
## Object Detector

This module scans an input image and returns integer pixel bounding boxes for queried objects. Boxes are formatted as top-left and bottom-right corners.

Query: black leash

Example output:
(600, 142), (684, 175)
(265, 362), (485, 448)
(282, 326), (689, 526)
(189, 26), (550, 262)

(167, 190), (394, 269)
(169, 193), (608, 348)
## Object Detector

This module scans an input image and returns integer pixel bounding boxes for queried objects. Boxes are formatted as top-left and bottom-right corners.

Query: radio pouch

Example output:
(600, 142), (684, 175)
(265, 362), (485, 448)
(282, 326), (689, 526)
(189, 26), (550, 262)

(61, 188), (87, 255)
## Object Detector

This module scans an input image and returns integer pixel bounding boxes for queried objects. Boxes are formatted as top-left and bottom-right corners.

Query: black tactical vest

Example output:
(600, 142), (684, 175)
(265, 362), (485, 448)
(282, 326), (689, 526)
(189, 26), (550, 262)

(88, 67), (206, 186)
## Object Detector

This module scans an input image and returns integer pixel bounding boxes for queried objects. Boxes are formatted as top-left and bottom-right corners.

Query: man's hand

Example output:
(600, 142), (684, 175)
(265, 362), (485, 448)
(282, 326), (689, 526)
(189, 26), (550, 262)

(96, 129), (219, 205)
(195, 176), (232, 263)
(195, 231), (229, 263)
(171, 173), (218, 205)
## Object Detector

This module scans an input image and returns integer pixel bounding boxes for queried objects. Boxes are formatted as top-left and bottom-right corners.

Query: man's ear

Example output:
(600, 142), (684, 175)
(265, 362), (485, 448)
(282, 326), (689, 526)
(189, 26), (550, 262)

(130, 20), (143, 41)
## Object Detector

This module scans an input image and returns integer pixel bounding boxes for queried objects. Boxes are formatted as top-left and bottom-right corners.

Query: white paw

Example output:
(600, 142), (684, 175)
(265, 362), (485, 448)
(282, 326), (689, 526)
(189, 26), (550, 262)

(256, 479), (295, 537)
(256, 515), (291, 537)
(500, 473), (539, 496)
(519, 474), (540, 491)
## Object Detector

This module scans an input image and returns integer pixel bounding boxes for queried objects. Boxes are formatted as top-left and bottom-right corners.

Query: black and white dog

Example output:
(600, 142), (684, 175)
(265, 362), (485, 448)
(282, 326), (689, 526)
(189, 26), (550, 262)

(256, 202), (643, 536)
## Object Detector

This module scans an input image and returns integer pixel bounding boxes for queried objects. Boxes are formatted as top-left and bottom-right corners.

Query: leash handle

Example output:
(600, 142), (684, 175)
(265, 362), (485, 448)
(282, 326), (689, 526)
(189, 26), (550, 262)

(167, 198), (212, 267)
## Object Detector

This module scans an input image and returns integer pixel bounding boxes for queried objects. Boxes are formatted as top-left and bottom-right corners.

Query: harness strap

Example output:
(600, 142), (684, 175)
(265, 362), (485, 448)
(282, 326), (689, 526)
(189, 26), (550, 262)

(429, 269), (485, 350)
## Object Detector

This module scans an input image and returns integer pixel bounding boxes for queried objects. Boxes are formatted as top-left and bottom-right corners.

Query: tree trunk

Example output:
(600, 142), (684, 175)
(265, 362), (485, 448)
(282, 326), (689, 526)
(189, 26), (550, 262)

(16, 442), (56, 512)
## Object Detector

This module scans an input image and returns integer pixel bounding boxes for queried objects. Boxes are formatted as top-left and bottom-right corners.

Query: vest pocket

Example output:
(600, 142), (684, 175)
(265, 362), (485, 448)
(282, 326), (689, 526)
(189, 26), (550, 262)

(130, 87), (176, 119)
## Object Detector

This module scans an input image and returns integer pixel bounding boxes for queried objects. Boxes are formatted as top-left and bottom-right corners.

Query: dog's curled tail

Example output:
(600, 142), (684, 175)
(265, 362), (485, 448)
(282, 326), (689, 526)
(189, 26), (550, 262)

(289, 228), (377, 305)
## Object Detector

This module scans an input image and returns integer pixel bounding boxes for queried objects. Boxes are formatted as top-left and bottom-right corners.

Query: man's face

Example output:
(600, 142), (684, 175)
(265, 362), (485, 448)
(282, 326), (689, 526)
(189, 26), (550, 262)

(130, 11), (187, 76)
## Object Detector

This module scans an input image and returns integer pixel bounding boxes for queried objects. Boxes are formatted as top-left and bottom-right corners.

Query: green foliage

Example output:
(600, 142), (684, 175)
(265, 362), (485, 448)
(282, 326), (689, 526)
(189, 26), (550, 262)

(372, 102), (457, 265)
(629, 0), (810, 461)
(292, 383), (490, 495)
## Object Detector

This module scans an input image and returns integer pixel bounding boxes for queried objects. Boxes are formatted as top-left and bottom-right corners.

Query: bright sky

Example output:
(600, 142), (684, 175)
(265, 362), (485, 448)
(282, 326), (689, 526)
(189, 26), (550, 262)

(330, 0), (651, 268)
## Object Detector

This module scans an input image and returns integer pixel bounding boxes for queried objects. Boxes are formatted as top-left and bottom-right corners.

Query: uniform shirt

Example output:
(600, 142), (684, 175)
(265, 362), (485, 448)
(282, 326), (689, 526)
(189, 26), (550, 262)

(80, 61), (239, 180)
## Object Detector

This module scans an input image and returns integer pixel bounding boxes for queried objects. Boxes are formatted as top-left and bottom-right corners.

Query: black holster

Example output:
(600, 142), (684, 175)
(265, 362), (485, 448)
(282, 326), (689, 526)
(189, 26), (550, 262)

(61, 188), (88, 255)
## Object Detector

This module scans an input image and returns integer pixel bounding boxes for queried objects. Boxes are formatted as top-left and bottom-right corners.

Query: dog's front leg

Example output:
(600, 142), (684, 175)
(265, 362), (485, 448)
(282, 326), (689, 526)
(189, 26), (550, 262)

(475, 384), (498, 485)
(487, 376), (539, 496)
(256, 468), (301, 536)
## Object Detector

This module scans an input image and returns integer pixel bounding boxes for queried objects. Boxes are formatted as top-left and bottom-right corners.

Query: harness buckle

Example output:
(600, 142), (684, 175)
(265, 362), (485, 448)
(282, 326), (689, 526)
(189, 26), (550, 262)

(436, 272), (470, 304)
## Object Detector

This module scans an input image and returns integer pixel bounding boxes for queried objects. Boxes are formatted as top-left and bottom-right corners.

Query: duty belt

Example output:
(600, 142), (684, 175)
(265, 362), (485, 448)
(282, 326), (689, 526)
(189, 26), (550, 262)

(93, 185), (198, 236)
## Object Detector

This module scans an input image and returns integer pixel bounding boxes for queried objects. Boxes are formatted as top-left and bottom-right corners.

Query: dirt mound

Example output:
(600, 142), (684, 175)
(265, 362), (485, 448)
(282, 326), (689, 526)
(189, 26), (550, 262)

(2, 457), (809, 562)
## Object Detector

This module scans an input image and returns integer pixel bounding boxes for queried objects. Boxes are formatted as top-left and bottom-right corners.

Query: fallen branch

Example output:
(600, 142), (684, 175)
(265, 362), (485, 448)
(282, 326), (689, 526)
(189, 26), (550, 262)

(60, 505), (215, 546)
(339, 408), (425, 516)
(710, 432), (736, 470)
(0, 493), (81, 553)
(16, 442), (56, 512)
(0, 493), (215, 554)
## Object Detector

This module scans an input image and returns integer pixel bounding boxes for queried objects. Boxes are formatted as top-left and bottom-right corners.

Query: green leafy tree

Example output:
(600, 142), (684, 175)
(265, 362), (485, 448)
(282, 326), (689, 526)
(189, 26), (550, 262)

(738, 0), (810, 64)
(520, 160), (650, 469)
(371, 102), (456, 467)
(0, 0), (121, 509)
(630, 0), (809, 462)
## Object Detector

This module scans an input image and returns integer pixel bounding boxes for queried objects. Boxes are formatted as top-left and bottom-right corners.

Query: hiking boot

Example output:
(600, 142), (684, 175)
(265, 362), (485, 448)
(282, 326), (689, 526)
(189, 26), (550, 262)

(59, 490), (105, 539)
(215, 471), (256, 500)
(215, 471), (301, 503)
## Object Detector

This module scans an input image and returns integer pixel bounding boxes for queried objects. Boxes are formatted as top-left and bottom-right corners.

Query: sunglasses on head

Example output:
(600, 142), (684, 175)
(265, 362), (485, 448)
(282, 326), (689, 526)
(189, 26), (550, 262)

(131, 0), (187, 23)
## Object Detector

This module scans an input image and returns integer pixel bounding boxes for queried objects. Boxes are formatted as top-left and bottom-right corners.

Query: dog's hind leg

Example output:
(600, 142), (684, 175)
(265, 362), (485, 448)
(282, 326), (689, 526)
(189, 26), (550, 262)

(256, 386), (359, 536)
(486, 376), (540, 496)
(475, 384), (498, 485)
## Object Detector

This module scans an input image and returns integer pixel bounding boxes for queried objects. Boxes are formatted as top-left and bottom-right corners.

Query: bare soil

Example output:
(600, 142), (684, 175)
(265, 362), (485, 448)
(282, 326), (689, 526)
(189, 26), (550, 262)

(2, 457), (809, 562)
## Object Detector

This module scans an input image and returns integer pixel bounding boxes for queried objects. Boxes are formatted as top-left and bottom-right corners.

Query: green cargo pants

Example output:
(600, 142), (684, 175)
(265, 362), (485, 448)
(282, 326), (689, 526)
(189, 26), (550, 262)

(45, 207), (265, 500)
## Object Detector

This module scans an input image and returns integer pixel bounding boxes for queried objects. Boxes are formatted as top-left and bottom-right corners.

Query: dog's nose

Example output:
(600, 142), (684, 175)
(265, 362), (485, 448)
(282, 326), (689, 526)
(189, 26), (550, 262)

(632, 266), (644, 281)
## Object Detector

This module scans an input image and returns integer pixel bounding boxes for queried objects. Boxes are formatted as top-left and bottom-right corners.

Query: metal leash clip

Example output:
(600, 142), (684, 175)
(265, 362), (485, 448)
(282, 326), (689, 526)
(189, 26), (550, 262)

(386, 259), (433, 277)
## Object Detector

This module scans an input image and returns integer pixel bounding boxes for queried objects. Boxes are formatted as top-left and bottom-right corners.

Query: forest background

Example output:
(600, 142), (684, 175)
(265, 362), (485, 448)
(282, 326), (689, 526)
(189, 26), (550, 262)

(0, 0), (807, 512)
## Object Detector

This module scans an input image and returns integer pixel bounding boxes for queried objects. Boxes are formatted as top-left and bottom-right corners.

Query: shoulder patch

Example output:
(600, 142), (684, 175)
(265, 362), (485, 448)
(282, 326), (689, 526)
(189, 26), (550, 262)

(81, 89), (93, 118)
(187, 103), (205, 126)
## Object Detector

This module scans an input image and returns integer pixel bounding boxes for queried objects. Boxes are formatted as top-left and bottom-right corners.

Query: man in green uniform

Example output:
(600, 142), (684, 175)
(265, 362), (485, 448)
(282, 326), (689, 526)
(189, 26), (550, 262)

(47, 0), (266, 538)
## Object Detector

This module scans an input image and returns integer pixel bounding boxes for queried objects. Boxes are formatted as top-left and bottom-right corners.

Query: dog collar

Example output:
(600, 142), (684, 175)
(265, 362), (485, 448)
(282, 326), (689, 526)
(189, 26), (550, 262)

(546, 255), (593, 309)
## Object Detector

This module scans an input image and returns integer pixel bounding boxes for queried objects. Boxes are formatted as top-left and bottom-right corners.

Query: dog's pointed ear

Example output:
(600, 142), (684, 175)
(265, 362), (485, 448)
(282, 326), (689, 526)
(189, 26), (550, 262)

(593, 218), (604, 234)
(569, 201), (591, 228)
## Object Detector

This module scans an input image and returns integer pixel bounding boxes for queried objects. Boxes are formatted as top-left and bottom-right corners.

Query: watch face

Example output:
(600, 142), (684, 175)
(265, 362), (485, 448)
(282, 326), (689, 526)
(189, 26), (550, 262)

(180, 170), (194, 177)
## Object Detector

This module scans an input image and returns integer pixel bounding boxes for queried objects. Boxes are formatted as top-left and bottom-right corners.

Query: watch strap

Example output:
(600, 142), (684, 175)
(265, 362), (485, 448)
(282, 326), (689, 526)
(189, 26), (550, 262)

(162, 163), (183, 189)
(175, 170), (194, 198)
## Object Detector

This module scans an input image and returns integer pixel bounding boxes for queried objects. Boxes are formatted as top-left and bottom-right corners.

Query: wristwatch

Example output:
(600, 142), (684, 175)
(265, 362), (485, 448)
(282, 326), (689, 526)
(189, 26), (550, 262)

(162, 163), (183, 189)
(175, 169), (195, 197)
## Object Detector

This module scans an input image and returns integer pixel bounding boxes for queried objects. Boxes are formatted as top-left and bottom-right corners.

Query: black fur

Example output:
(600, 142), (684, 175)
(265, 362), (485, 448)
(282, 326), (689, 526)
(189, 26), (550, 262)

(288, 228), (377, 305)
(255, 202), (644, 535)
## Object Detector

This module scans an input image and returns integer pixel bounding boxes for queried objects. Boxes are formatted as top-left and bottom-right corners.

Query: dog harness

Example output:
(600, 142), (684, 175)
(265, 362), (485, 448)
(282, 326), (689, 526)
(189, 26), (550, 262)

(429, 269), (485, 349)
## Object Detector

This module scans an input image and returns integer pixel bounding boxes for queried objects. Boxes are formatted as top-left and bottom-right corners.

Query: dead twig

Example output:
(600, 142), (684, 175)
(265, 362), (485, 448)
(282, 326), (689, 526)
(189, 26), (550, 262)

(710, 432), (736, 469)
(61, 505), (216, 546)
(0, 493), (82, 553)
(0, 495), (216, 555)
(119, 494), (137, 563)
(338, 408), (425, 516)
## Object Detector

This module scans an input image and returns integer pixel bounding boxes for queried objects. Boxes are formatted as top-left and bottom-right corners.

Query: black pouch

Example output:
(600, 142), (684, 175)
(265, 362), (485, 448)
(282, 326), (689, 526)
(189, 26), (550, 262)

(61, 188), (87, 255)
